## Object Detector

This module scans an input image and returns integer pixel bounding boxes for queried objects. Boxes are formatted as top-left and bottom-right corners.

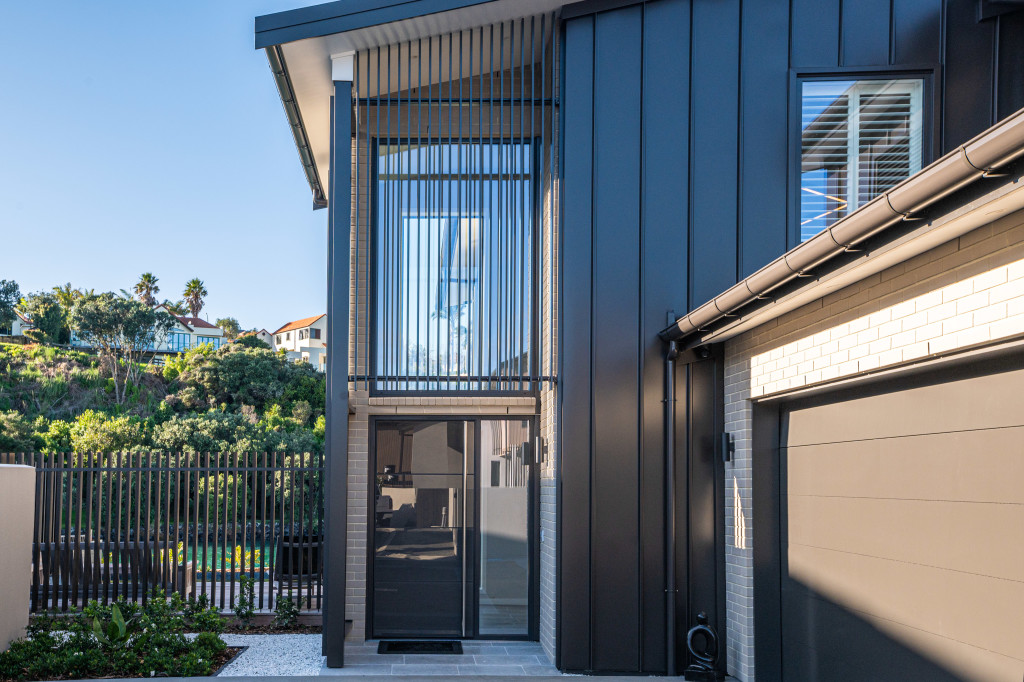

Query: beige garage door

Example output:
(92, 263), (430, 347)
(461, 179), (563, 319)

(780, 363), (1024, 682)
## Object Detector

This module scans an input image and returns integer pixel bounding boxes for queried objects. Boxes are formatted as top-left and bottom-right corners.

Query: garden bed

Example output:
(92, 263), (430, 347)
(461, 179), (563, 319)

(0, 593), (230, 682)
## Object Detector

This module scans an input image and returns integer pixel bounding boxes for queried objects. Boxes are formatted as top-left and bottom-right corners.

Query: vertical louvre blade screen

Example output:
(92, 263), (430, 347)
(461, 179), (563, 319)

(351, 15), (559, 393)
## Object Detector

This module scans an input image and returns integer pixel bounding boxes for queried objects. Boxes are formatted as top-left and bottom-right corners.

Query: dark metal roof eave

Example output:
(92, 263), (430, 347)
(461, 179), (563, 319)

(264, 45), (328, 210)
(660, 106), (1024, 345)
(254, 0), (500, 49)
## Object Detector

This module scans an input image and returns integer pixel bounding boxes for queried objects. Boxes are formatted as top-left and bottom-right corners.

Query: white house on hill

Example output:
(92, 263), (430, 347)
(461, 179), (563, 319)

(272, 314), (327, 371)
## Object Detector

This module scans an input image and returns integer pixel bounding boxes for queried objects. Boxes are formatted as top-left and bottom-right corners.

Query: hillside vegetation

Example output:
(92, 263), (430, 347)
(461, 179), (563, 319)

(0, 341), (325, 454)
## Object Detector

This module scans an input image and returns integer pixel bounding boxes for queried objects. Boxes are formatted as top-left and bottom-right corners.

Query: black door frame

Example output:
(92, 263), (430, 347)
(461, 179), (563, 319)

(367, 414), (540, 641)
(673, 346), (728, 677)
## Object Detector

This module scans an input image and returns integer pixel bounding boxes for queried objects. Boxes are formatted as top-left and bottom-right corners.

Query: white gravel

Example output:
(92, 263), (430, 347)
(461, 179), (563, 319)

(217, 634), (324, 677)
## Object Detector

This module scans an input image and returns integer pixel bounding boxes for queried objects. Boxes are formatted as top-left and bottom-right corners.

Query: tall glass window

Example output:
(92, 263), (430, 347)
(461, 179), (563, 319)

(800, 78), (924, 242)
(375, 142), (533, 392)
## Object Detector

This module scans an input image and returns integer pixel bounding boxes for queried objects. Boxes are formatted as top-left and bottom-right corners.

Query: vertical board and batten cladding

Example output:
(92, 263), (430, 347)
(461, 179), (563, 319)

(639, 0), (690, 673)
(558, 14), (594, 673)
(558, 0), (1024, 675)
(590, 5), (643, 672)
(559, 0), (691, 673)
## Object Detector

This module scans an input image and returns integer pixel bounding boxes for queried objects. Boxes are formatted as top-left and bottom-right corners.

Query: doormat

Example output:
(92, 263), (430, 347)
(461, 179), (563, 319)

(377, 640), (464, 655)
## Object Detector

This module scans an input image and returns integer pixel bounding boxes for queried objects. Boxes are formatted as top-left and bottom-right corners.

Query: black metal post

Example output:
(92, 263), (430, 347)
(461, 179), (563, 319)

(324, 74), (352, 668)
(665, 339), (680, 676)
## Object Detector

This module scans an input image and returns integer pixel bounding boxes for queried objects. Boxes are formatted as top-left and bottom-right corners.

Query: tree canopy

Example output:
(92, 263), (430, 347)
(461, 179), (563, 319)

(20, 291), (70, 344)
(72, 293), (176, 404)
(0, 279), (20, 331)
(215, 317), (241, 339)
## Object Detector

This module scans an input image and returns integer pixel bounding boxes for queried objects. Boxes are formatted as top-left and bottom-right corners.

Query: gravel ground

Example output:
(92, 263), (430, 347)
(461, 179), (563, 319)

(217, 634), (324, 677)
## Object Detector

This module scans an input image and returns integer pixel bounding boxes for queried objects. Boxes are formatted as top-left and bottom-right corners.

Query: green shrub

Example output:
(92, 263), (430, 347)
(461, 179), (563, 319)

(69, 410), (150, 453)
(0, 594), (227, 681)
(273, 590), (301, 629)
(234, 575), (256, 629)
(39, 418), (72, 453)
(0, 410), (40, 451)
(234, 334), (271, 350)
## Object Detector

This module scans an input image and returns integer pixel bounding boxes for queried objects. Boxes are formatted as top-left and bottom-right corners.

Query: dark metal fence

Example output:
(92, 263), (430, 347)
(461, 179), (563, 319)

(0, 452), (324, 613)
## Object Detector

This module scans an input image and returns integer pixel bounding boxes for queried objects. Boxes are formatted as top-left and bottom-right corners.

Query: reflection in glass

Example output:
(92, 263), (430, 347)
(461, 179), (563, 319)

(800, 78), (923, 242)
(375, 143), (533, 391)
(479, 419), (530, 635)
(373, 420), (474, 637)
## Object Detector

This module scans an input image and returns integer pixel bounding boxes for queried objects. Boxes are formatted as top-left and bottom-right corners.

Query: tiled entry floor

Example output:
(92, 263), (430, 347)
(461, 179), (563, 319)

(319, 640), (563, 676)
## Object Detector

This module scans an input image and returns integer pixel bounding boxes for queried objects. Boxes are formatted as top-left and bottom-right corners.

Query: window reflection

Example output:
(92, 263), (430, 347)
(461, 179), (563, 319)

(800, 78), (924, 242)
(375, 143), (533, 391)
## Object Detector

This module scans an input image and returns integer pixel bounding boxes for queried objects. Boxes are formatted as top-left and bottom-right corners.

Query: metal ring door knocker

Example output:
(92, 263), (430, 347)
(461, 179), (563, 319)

(684, 611), (720, 681)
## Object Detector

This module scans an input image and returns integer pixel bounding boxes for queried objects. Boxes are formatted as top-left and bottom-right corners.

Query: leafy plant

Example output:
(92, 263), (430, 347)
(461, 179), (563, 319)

(234, 575), (256, 629)
(0, 594), (227, 681)
(182, 594), (225, 634)
(91, 603), (138, 648)
(273, 590), (301, 629)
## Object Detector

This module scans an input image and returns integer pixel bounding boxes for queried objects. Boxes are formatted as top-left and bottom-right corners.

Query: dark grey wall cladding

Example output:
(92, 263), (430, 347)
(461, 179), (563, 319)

(557, 0), (1024, 674)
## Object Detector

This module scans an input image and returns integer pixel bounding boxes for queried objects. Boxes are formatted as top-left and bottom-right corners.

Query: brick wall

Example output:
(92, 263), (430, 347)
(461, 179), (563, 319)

(342, 51), (559, 659)
(722, 208), (1024, 681)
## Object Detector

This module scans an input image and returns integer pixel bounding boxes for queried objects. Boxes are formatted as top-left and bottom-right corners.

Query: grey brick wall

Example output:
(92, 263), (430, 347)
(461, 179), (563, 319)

(722, 208), (1024, 681)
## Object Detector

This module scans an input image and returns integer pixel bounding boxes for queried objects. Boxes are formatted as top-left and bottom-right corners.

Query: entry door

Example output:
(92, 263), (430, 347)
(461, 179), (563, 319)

(372, 418), (534, 639)
(373, 420), (474, 637)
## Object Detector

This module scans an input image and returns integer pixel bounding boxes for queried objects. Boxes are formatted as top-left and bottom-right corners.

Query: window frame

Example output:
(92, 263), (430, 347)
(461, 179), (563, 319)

(788, 66), (939, 249)
(368, 136), (541, 397)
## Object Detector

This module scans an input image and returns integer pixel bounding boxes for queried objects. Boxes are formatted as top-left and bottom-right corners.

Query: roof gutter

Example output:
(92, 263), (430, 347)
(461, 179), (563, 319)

(265, 45), (328, 210)
(660, 106), (1024, 343)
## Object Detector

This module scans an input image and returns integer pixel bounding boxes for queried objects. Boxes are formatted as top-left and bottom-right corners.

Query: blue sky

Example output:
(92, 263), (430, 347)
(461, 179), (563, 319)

(0, 1), (326, 333)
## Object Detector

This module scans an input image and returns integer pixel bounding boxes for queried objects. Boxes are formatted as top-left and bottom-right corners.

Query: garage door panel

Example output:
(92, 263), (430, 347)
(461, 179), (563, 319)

(784, 366), (1024, 446)
(777, 359), (1024, 681)
(786, 543), (1024, 662)
(785, 495), (1024, 582)
(781, 579), (1024, 682)
(784, 427), (1024, 503)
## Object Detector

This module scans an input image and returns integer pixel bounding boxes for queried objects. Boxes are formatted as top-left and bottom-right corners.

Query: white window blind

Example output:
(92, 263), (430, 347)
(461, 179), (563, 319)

(800, 78), (924, 242)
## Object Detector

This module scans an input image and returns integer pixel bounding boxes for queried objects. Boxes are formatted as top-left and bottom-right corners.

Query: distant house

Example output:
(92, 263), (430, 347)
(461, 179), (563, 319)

(272, 315), (326, 371)
(69, 305), (226, 358)
(247, 329), (274, 347)
(8, 311), (34, 338)
(171, 314), (226, 351)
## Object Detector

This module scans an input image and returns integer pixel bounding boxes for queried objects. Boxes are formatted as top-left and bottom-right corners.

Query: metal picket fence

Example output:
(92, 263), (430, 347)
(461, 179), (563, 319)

(0, 452), (323, 614)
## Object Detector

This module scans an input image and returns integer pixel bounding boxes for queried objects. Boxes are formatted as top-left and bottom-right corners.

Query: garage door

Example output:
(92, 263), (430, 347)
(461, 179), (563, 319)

(779, 362), (1024, 682)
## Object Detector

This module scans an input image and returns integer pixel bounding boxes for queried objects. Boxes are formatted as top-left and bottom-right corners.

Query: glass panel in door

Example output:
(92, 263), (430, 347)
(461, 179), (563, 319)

(478, 419), (531, 635)
(373, 420), (474, 637)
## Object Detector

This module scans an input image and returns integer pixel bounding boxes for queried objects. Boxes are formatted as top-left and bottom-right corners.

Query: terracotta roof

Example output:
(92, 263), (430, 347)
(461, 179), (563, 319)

(177, 316), (220, 330)
(274, 314), (326, 335)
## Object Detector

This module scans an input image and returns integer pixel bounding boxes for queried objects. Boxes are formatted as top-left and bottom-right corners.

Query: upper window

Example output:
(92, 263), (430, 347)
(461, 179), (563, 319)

(800, 77), (924, 242)
(311, 328), (321, 340)
(375, 141), (533, 392)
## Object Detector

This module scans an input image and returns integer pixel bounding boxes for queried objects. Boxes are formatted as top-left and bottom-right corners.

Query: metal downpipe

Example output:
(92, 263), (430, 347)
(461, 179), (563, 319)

(665, 339), (680, 676)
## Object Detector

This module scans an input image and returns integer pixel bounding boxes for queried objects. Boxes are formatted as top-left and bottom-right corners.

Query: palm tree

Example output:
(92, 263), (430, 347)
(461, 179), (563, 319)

(51, 282), (80, 309)
(183, 279), (208, 318)
(160, 299), (187, 316)
(133, 273), (160, 306)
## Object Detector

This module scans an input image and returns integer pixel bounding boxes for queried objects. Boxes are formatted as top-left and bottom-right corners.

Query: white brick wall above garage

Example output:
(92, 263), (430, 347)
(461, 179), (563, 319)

(722, 207), (1024, 680)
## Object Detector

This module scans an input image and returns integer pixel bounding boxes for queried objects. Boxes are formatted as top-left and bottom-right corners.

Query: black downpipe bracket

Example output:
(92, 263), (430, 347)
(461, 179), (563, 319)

(664, 339), (680, 676)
